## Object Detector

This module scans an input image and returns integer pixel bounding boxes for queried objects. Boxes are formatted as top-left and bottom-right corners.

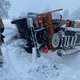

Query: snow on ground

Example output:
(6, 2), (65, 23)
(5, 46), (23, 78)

(0, 20), (80, 80)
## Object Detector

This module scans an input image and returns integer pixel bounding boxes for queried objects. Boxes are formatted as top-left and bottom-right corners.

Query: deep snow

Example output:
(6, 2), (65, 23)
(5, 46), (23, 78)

(0, 20), (80, 80)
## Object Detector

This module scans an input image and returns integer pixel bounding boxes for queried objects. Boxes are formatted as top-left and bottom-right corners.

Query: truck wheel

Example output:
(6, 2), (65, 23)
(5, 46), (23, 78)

(52, 33), (61, 48)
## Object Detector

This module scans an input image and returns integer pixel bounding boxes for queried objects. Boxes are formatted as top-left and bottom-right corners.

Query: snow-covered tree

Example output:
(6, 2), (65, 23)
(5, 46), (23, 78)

(63, 9), (69, 20)
(70, 7), (80, 20)
(0, 0), (11, 18)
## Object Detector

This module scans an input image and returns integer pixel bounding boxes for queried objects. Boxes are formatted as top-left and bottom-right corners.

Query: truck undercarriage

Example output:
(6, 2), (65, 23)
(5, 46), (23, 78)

(11, 9), (80, 57)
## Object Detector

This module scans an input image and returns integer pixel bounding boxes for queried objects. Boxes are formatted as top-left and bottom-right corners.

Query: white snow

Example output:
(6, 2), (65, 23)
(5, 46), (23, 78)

(66, 27), (80, 32)
(0, 20), (80, 80)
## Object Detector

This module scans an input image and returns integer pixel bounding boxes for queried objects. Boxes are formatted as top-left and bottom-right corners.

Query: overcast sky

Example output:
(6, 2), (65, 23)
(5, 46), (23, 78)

(8, 0), (80, 18)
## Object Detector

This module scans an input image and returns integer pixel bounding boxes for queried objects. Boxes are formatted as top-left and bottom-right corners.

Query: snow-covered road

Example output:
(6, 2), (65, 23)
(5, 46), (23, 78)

(43, 50), (80, 70)
(0, 20), (80, 80)
(1, 47), (21, 80)
(60, 50), (80, 70)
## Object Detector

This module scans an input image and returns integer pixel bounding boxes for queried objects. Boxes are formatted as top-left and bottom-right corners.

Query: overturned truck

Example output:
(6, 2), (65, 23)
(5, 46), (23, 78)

(11, 9), (80, 57)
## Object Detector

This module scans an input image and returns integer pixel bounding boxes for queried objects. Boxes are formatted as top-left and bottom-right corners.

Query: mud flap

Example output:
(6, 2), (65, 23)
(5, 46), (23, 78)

(0, 61), (3, 67)
(25, 46), (32, 53)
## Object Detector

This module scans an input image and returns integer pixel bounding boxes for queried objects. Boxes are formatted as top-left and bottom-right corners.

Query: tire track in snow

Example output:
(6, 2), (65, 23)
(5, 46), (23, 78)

(6, 48), (22, 80)
(0, 47), (22, 80)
